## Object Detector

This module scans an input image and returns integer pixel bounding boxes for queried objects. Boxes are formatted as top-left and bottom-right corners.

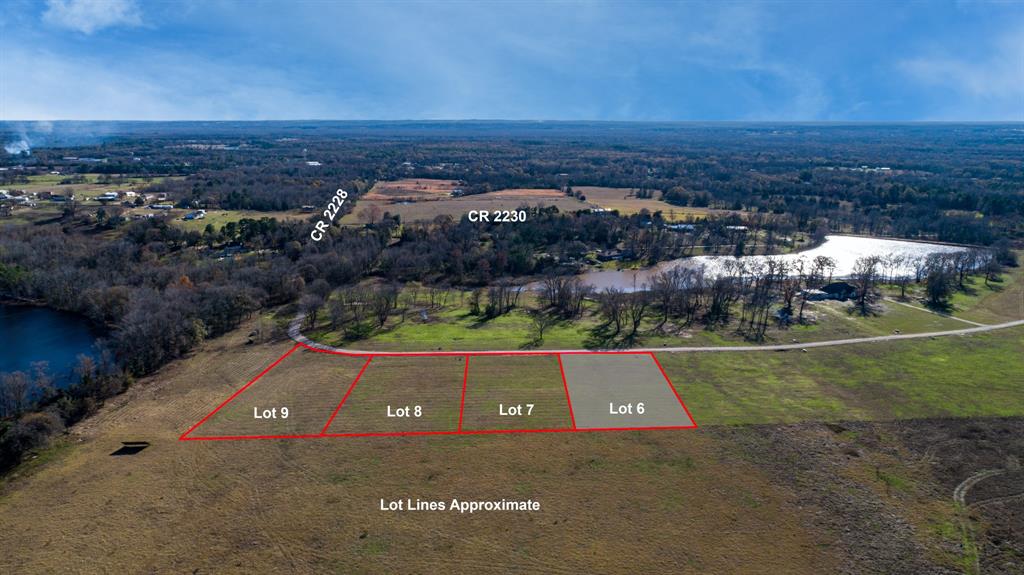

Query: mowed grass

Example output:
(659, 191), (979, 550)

(8, 173), (176, 192)
(660, 325), (1024, 426)
(461, 355), (571, 431)
(308, 286), (984, 353)
(795, 299), (971, 341)
(342, 303), (590, 351)
(877, 260), (1024, 325)
(948, 265), (1024, 324)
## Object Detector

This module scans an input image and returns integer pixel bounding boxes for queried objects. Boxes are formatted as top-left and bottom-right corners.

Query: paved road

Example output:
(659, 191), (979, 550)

(290, 313), (1024, 356)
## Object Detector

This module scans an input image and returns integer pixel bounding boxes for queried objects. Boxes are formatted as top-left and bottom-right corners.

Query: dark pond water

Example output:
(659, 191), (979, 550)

(0, 304), (100, 387)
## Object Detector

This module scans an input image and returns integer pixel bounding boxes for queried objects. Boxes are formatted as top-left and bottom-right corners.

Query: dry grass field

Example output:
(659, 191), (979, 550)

(190, 350), (369, 437)
(345, 184), (591, 224)
(482, 188), (564, 199)
(324, 355), (465, 434)
(0, 324), (839, 574)
(363, 178), (463, 202)
(1, 321), (1021, 572)
(576, 186), (715, 221)
(460, 355), (571, 431)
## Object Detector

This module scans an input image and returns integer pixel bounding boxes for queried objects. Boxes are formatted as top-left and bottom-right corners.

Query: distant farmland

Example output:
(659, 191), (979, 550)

(362, 178), (463, 202)
(346, 179), (591, 223)
(576, 186), (716, 221)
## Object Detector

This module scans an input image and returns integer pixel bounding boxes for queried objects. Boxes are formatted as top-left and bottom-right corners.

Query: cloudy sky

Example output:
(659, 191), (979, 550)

(1, 0), (1022, 121)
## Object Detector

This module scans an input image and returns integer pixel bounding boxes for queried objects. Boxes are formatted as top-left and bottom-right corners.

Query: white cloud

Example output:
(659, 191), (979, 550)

(42, 0), (142, 34)
(899, 25), (1024, 119)
(0, 45), (354, 120)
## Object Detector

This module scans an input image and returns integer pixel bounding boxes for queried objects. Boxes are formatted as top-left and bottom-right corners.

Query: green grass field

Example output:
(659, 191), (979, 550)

(170, 208), (310, 232)
(305, 272), (1016, 353)
(878, 259), (1023, 325)
(659, 325), (1024, 426)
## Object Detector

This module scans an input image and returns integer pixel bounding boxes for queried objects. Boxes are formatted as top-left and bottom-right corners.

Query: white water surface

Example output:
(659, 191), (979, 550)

(575, 235), (970, 291)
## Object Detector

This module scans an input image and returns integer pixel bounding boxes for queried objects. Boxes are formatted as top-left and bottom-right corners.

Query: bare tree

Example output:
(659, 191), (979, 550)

(0, 371), (31, 418)
(812, 255), (836, 286)
(852, 255), (882, 315)
(300, 293), (325, 329)
(650, 268), (684, 330)
(530, 311), (558, 344)
(625, 291), (650, 339)
(371, 285), (399, 327)
(359, 204), (383, 225)
(597, 287), (627, 335)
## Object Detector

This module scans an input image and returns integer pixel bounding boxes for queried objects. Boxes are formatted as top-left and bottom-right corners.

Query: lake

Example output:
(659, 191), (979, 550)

(0, 304), (100, 387)
(575, 235), (970, 291)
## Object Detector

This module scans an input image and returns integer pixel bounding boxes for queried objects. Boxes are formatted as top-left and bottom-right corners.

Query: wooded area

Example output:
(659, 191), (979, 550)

(0, 122), (1021, 471)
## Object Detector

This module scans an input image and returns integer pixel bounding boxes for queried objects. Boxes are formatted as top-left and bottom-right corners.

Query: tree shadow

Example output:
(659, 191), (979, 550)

(924, 300), (955, 314)
(583, 323), (645, 349)
(583, 322), (621, 349)
(844, 302), (883, 317)
(959, 283), (979, 297)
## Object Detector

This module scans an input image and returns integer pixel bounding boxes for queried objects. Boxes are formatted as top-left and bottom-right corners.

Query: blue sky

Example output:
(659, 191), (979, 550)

(1, 0), (1022, 121)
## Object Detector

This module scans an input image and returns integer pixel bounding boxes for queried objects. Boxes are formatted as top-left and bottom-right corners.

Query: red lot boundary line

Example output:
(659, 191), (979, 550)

(295, 341), (669, 357)
(649, 352), (698, 428)
(555, 354), (578, 430)
(181, 346), (698, 441)
(179, 343), (301, 440)
(457, 355), (469, 432)
(319, 357), (373, 434)
(181, 426), (699, 441)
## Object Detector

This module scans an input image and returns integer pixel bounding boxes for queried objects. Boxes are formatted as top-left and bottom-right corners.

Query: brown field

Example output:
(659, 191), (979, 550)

(363, 178), (462, 201)
(0, 319), (1015, 572)
(576, 186), (714, 221)
(484, 188), (565, 199)
(0, 325), (841, 573)
(189, 350), (368, 437)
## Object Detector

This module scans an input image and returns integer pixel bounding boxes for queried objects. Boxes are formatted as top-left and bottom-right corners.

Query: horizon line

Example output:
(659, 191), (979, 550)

(2, 119), (1023, 125)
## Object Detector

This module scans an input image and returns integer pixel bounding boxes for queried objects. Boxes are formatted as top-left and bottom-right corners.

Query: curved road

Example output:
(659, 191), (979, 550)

(289, 313), (1024, 356)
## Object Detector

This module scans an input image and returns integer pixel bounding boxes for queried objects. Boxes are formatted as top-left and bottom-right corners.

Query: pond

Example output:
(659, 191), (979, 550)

(575, 235), (971, 292)
(0, 304), (100, 388)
